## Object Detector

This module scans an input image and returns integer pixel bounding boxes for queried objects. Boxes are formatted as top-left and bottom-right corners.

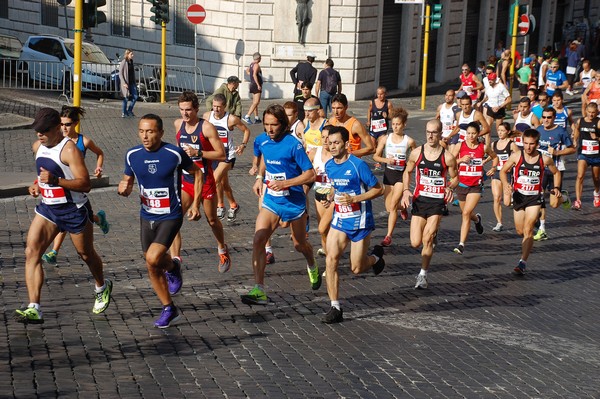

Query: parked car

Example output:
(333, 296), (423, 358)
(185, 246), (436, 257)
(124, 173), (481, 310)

(0, 34), (22, 77)
(18, 34), (115, 93)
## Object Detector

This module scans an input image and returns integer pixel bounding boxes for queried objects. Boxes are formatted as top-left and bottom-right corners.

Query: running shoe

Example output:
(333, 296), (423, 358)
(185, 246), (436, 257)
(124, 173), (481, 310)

(42, 250), (58, 265)
(242, 115), (253, 124)
(381, 235), (392, 247)
(227, 205), (240, 222)
(317, 248), (326, 257)
(594, 193), (600, 208)
(453, 244), (464, 254)
(128, 112), (136, 118)
(400, 209), (409, 220)
(475, 213), (484, 234)
(308, 260), (322, 290)
(265, 251), (275, 265)
(166, 258), (183, 295)
(492, 223), (503, 232)
(373, 162), (382, 171)
(121, 113), (127, 118)
(218, 249), (231, 273)
(565, 89), (574, 96)
(572, 199), (581, 211)
(322, 306), (344, 324)
(96, 210), (110, 234)
(154, 305), (181, 328)
(415, 274), (428, 289)
(93, 278), (113, 314)
(513, 260), (527, 275)
(241, 286), (268, 305)
(14, 307), (44, 324)
(216, 207), (225, 220)
(533, 230), (548, 241)
(371, 245), (385, 275)
(254, 117), (262, 123)
(561, 190), (572, 209)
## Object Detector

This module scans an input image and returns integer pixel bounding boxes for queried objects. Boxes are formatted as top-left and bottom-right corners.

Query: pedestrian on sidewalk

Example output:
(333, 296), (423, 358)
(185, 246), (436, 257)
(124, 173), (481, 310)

(118, 49), (138, 118)
(243, 52), (263, 124)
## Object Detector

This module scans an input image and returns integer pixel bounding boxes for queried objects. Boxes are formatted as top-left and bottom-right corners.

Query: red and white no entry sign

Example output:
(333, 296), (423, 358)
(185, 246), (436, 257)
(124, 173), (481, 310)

(518, 14), (530, 36)
(187, 4), (206, 25)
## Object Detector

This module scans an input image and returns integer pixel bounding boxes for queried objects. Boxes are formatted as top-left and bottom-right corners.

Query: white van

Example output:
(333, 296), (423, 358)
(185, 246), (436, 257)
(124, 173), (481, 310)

(18, 34), (115, 92)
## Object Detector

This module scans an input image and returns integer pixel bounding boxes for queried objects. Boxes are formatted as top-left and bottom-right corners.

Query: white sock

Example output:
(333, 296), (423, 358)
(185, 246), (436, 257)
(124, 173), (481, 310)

(459, 242), (465, 247)
(519, 259), (527, 265)
(594, 191), (599, 196)
(372, 255), (380, 263)
(218, 245), (227, 255)
(95, 283), (106, 293)
(539, 220), (546, 231)
(331, 300), (341, 310)
(307, 264), (317, 272)
(265, 246), (272, 254)
(28, 302), (40, 310)
(419, 269), (427, 276)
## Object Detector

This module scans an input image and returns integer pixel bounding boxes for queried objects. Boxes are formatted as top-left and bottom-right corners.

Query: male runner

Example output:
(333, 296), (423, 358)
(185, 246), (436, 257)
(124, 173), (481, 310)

(436, 89), (460, 147)
(320, 126), (385, 323)
(448, 95), (490, 151)
(119, 114), (202, 328)
(172, 92), (230, 272)
(329, 93), (374, 158)
(500, 128), (563, 274)
(401, 120), (458, 289)
(15, 108), (112, 324)
(203, 93), (251, 222)
(240, 104), (319, 305)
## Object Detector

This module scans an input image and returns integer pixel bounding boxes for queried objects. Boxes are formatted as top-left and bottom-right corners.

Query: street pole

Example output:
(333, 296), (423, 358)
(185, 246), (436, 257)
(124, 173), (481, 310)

(64, 4), (70, 38)
(194, 27), (197, 94)
(74, 0), (82, 109)
(161, 21), (166, 103)
(421, 4), (431, 110)
(509, 1), (519, 105)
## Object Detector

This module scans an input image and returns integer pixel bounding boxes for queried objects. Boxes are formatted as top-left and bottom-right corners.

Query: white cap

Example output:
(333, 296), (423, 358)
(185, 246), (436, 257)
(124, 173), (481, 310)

(306, 52), (316, 59)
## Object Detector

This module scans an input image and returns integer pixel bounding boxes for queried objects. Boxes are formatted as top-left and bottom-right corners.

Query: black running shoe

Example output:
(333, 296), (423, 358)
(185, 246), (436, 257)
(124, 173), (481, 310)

(475, 213), (484, 234)
(322, 306), (344, 324)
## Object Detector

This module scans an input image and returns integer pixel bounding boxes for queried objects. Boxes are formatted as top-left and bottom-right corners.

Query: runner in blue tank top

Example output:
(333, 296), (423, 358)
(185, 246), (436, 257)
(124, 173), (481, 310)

(118, 114), (203, 329)
(320, 126), (385, 324)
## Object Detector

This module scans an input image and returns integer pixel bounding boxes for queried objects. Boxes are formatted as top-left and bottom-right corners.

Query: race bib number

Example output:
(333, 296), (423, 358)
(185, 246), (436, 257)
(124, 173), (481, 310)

(458, 129), (466, 142)
(388, 153), (406, 170)
(141, 187), (170, 215)
(334, 192), (361, 219)
(442, 122), (454, 138)
(265, 171), (290, 197)
(463, 85), (473, 95)
(516, 175), (539, 196)
(370, 118), (387, 133)
(497, 153), (509, 170)
(418, 176), (445, 199)
(40, 184), (67, 205)
(514, 136), (523, 147)
(581, 139), (600, 155)
(460, 158), (483, 176)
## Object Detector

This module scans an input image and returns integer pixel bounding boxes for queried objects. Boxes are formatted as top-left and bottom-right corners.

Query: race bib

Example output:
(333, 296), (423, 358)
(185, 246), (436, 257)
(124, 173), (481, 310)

(442, 122), (454, 138)
(460, 158), (483, 176)
(516, 175), (539, 196)
(388, 153), (406, 170)
(418, 176), (445, 199)
(370, 118), (387, 133)
(581, 139), (600, 155)
(334, 192), (360, 219)
(40, 184), (67, 205)
(141, 187), (171, 215)
(497, 153), (509, 170)
(265, 171), (290, 197)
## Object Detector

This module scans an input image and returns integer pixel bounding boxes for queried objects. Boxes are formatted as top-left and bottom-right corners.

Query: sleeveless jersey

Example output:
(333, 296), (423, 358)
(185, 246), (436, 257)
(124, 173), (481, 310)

(493, 139), (513, 170)
(413, 146), (447, 202)
(587, 81), (600, 102)
(553, 106), (569, 128)
(577, 118), (600, 157)
(457, 110), (475, 143)
(304, 119), (325, 151)
(74, 134), (86, 156)
(312, 146), (332, 191)
(124, 142), (192, 221)
(460, 72), (479, 101)
(458, 141), (485, 186)
(176, 120), (215, 187)
(384, 134), (410, 171)
(439, 103), (458, 138)
(325, 154), (378, 231)
(369, 99), (389, 134)
(513, 151), (545, 196)
(330, 116), (362, 153)
(514, 111), (534, 133)
(36, 137), (88, 209)
(538, 60), (549, 86)
(209, 111), (235, 161)
(581, 69), (594, 88)
(289, 119), (303, 143)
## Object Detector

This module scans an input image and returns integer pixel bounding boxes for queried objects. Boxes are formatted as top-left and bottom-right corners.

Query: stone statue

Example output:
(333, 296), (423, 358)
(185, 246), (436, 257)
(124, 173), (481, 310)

(296, 0), (311, 45)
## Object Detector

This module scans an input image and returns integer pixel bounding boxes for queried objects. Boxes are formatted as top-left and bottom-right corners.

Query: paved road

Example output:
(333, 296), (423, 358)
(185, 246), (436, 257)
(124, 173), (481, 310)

(1, 89), (599, 398)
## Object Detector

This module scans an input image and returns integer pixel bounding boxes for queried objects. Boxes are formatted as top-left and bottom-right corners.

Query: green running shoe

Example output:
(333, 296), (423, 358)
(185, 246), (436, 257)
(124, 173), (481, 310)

(241, 286), (268, 305)
(560, 190), (572, 210)
(533, 230), (548, 241)
(308, 260), (322, 290)
(14, 307), (44, 324)
(96, 210), (110, 234)
(93, 278), (113, 314)
(42, 250), (57, 265)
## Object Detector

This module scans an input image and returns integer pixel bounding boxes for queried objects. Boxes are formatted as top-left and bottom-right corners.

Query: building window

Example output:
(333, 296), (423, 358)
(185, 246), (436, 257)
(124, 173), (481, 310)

(112, 0), (131, 37)
(175, 0), (194, 46)
(0, 0), (8, 19)
(42, 0), (59, 27)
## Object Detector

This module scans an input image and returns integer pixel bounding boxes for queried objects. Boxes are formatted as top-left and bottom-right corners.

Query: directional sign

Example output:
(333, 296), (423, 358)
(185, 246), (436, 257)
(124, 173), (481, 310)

(187, 4), (206, 25)
(518, 14), (530, 36)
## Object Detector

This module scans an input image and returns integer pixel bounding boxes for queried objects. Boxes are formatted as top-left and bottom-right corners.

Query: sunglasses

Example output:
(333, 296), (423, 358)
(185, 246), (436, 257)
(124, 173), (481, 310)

(541, 116), (553, 119)
(60, 122), (74, 127)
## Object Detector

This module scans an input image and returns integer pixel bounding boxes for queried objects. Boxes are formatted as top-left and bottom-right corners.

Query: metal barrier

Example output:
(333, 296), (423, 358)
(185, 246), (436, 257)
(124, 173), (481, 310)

(0, 58), (206, 103)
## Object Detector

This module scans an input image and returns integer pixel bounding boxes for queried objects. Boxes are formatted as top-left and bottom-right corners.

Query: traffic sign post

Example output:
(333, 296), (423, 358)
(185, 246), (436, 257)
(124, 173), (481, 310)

(187, 4), (206, 95)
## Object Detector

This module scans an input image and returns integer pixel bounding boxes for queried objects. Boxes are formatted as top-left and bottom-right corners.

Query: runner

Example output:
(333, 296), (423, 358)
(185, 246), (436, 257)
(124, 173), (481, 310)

(451, 122), (497, 254)
(448, 95), (489, 152)
(42, 106), (110, 265)
(401, 119), (458, 289)
(240, 104), (320, 305)
(550, 91), (574, 130)
(303, 97), (327, 153)
(436, 89), (460, 148)
(118, 113), (201, 328)
(489, 122), (519, 231)
(500, 128), (563, 275)
(15, 108), (112, 324)
(366, 86), (393, 170)
(203, 93), (250, 223)
(284, 101), (306, 143)
(328, 93), (374, 158)
(171, 91), (230, 273)
(513, 97), (540, 148)
(320, 125), (385, 323)
(577, 60), (597, 116)
(373, 106), (417, 246)
(571, 102), (600, 210)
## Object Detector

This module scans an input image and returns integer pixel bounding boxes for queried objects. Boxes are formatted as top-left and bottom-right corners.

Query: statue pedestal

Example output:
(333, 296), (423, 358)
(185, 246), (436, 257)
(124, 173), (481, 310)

(272, 44), (329, 61)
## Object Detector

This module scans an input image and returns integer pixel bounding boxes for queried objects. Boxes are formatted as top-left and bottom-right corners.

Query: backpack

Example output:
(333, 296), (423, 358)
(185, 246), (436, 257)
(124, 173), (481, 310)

(322, 69), (338, 94)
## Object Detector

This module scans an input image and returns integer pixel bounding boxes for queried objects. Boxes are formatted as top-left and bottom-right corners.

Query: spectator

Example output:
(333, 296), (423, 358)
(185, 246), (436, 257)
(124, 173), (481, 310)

(315, 58), (342, 118)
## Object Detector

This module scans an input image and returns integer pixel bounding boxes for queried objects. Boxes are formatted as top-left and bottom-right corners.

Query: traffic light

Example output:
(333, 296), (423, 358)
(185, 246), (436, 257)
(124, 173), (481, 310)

(83, 0), (107, 29)
(148, 0), (169, 25)
(430, 3), (442, 29)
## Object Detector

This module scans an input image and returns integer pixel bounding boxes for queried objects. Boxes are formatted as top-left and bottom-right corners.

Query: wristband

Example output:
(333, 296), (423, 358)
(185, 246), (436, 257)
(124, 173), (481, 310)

(256, 174), (263, 180)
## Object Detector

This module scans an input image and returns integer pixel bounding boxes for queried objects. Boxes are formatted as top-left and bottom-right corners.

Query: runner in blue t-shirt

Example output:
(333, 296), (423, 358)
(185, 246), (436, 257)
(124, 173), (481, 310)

(320, 126), (385, 324)
(241, 104), (319, 306)
(118, 114), (203, 329)
(544, 60), (568, 96)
